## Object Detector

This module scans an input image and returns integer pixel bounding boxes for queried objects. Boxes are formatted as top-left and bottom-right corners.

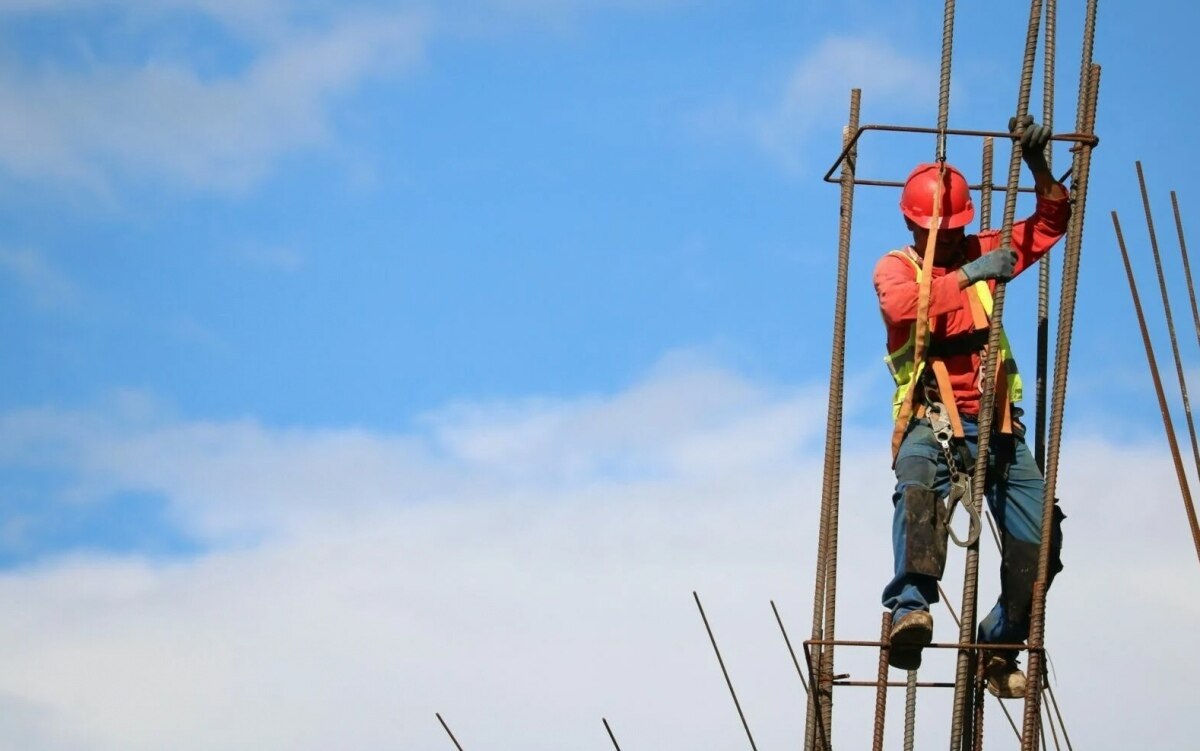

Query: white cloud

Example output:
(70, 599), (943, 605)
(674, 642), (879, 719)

(0, 7), (429, 192)
(0, 247), (79, 309)
(0, 364), (1195, 749)
(756, 36), (937, 172)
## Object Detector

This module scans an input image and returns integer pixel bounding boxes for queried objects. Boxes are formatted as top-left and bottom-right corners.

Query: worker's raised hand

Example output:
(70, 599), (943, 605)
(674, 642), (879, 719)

(1008, 115), (1051, 173)
(961, 247), (1017, 285)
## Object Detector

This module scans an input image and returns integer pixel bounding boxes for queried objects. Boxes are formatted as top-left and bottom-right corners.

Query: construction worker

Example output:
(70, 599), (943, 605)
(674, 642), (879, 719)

(874, 116), (1067, 697)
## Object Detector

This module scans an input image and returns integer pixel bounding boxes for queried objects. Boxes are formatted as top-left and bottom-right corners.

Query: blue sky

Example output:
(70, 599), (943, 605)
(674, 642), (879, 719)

(1, 1), (1199, 749)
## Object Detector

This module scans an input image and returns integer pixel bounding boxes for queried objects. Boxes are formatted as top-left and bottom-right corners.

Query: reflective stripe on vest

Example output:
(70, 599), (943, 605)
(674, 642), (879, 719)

(883, 250), (1024, 419)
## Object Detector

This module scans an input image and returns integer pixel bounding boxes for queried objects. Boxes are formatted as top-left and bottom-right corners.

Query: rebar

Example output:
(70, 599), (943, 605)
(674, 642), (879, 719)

(694, 592), (759, 751)
(436, 713), (465, 751)
(1113, 211), (1200, 567)
(1022, 62), (1101, 750)
(1044, 670), (1075, 750)
(952, 4), (1045, 741)
(771, 600), (810, 695)
(872, 612), (892, 751)
(903, 669), (918, 751)
(1136, 163), (1200, 560)
(1172, 192), (1200, 366)
(937, 0), (956, 160)
(1034, 0), (1058, 472)
(804, 87), (860, 751)
(602, 718), (623, 751)
(981, 137), (995, 230)
(1043, 679), (1062, 750)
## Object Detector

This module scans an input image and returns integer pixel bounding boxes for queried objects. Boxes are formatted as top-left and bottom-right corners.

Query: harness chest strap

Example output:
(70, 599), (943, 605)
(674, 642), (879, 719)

(884, 248), (1021, 447)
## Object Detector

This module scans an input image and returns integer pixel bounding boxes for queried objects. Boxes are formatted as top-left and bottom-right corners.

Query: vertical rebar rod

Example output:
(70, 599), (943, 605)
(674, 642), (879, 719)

(694, 592), (759, 751)
(1171, 192), (1200, 361)
(903, 670), (918, 751)
(1136, 163), (1200, 556)
(872, 612), (892, 751)
(436, 713), (466, 751)
(1034, 0), (1058, 472)
(771, 600), (810, 695)
(1113, 210), (1200, 565)
(602, 718), (623, 751)
(1022, 62), (1101, 751)
(804, 87), (860, 751)
(981, 137), (995, 229)
(936, 0), (956, 160)
(951, 2), (1043, 741)
(971, 651), (987, 751)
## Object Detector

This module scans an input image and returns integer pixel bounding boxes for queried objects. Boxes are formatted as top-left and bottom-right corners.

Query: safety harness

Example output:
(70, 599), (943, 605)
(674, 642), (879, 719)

(884, 248), (1025, 548)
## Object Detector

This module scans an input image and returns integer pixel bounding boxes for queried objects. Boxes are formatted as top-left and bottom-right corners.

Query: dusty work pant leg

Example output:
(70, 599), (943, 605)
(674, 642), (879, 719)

(882, 421), (953, 619)
(978, 432), (1065, 646)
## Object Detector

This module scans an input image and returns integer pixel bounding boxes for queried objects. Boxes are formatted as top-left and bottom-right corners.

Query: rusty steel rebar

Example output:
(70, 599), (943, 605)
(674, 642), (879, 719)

(821, 125), (1095, 186)
(804, 87), (860, 751)
(436, 713), (466, 751)
(1136, 162), (1200, 555)
(771, 600), (810, 696)
(1171, 192), (1200, 367)
(602, 718), (623, 751)
(872, 612), (892, 751)
(1044, 671), (1075, 750)
(694, 592), (759, 751)
(937, 0), (956, 160)
(1034, 0), (1058, 473)
(950, 3), (1045, 747)
(903, 669), (918, 751)
(1113, 211), (1200, 567)
(1023, 61), (1101, 750)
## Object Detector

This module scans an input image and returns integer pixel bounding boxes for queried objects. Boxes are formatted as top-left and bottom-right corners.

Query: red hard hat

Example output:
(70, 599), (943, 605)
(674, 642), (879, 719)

(900, 162), (974, 229)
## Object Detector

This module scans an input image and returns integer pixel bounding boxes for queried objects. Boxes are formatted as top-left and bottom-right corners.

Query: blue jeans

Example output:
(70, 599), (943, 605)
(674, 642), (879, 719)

(882, 415), (1063, 646)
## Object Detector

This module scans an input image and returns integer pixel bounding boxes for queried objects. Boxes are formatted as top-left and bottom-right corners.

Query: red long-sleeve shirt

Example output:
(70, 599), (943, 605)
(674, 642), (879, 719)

(874, 191), (1072, 417)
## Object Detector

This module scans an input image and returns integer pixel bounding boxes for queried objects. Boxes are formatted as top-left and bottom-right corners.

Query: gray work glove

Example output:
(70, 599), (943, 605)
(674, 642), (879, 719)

(1008, 115), (1051, 173)
(961, 247), (1017, 285)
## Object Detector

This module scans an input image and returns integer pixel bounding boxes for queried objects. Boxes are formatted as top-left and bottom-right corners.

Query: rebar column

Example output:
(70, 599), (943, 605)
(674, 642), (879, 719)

(1020, 62), (1101, 751)
(804, 87), (860, 751)
(1034, 0), (1057, 471)
(949, 2), (1044, 748)
(872, 612), (892, 751)
(936, 0), (956, 160)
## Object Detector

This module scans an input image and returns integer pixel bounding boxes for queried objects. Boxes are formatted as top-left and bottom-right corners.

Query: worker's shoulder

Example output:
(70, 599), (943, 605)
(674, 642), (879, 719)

(874, 247), (918, 279)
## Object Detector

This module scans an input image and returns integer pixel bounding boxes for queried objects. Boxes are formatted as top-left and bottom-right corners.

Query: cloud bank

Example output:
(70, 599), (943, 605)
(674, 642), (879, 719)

(0, 362), (1195, 749)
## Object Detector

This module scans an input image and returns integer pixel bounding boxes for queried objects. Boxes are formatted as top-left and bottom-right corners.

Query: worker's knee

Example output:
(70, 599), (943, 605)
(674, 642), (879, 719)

(902, 484), (949, 579)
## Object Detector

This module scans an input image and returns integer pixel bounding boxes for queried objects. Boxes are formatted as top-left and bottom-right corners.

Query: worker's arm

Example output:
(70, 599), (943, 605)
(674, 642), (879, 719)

(974, 116), (1072, 279)
(874, 253), (966, 326)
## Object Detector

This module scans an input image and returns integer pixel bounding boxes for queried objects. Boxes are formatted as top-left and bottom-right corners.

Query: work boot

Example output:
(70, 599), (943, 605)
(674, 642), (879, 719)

(888, 610), (933, 670)
(984, 652), (1027, 699)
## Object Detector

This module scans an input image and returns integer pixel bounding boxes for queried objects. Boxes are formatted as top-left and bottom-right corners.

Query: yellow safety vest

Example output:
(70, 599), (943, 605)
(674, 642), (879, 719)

(883, 250), (1023, 421)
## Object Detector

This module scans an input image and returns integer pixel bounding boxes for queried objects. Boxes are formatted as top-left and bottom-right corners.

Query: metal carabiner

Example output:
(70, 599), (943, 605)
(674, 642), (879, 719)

(944, 474), (982, 547)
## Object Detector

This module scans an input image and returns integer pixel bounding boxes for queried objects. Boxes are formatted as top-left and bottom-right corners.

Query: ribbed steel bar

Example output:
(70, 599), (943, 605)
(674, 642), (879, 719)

(436, 713), (466, 751)
(804, 87), (859, 751)
(903, 670), (917, 751)
(937, 0), (956, 160)
(1112, 211), (1200, 565)
(1136, 163), (1200, 555)
(1022, 62), (1101, 750)
(602, 718), (623, 751)
(1034, 0), (1058, 472)
(971, 650), (987, 751)
(821, 125), (1095, 186)
(1044, 672), (1075, 750)
(951, 2), (1044, 747)
(981, 137), (995, 229)
(872, 612), (892, 751)
(1171, 192), (1200, 364)
(1043, 680), (1062, 751)
(694, 592), (759, 751)
(771, 600), (810, 695)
